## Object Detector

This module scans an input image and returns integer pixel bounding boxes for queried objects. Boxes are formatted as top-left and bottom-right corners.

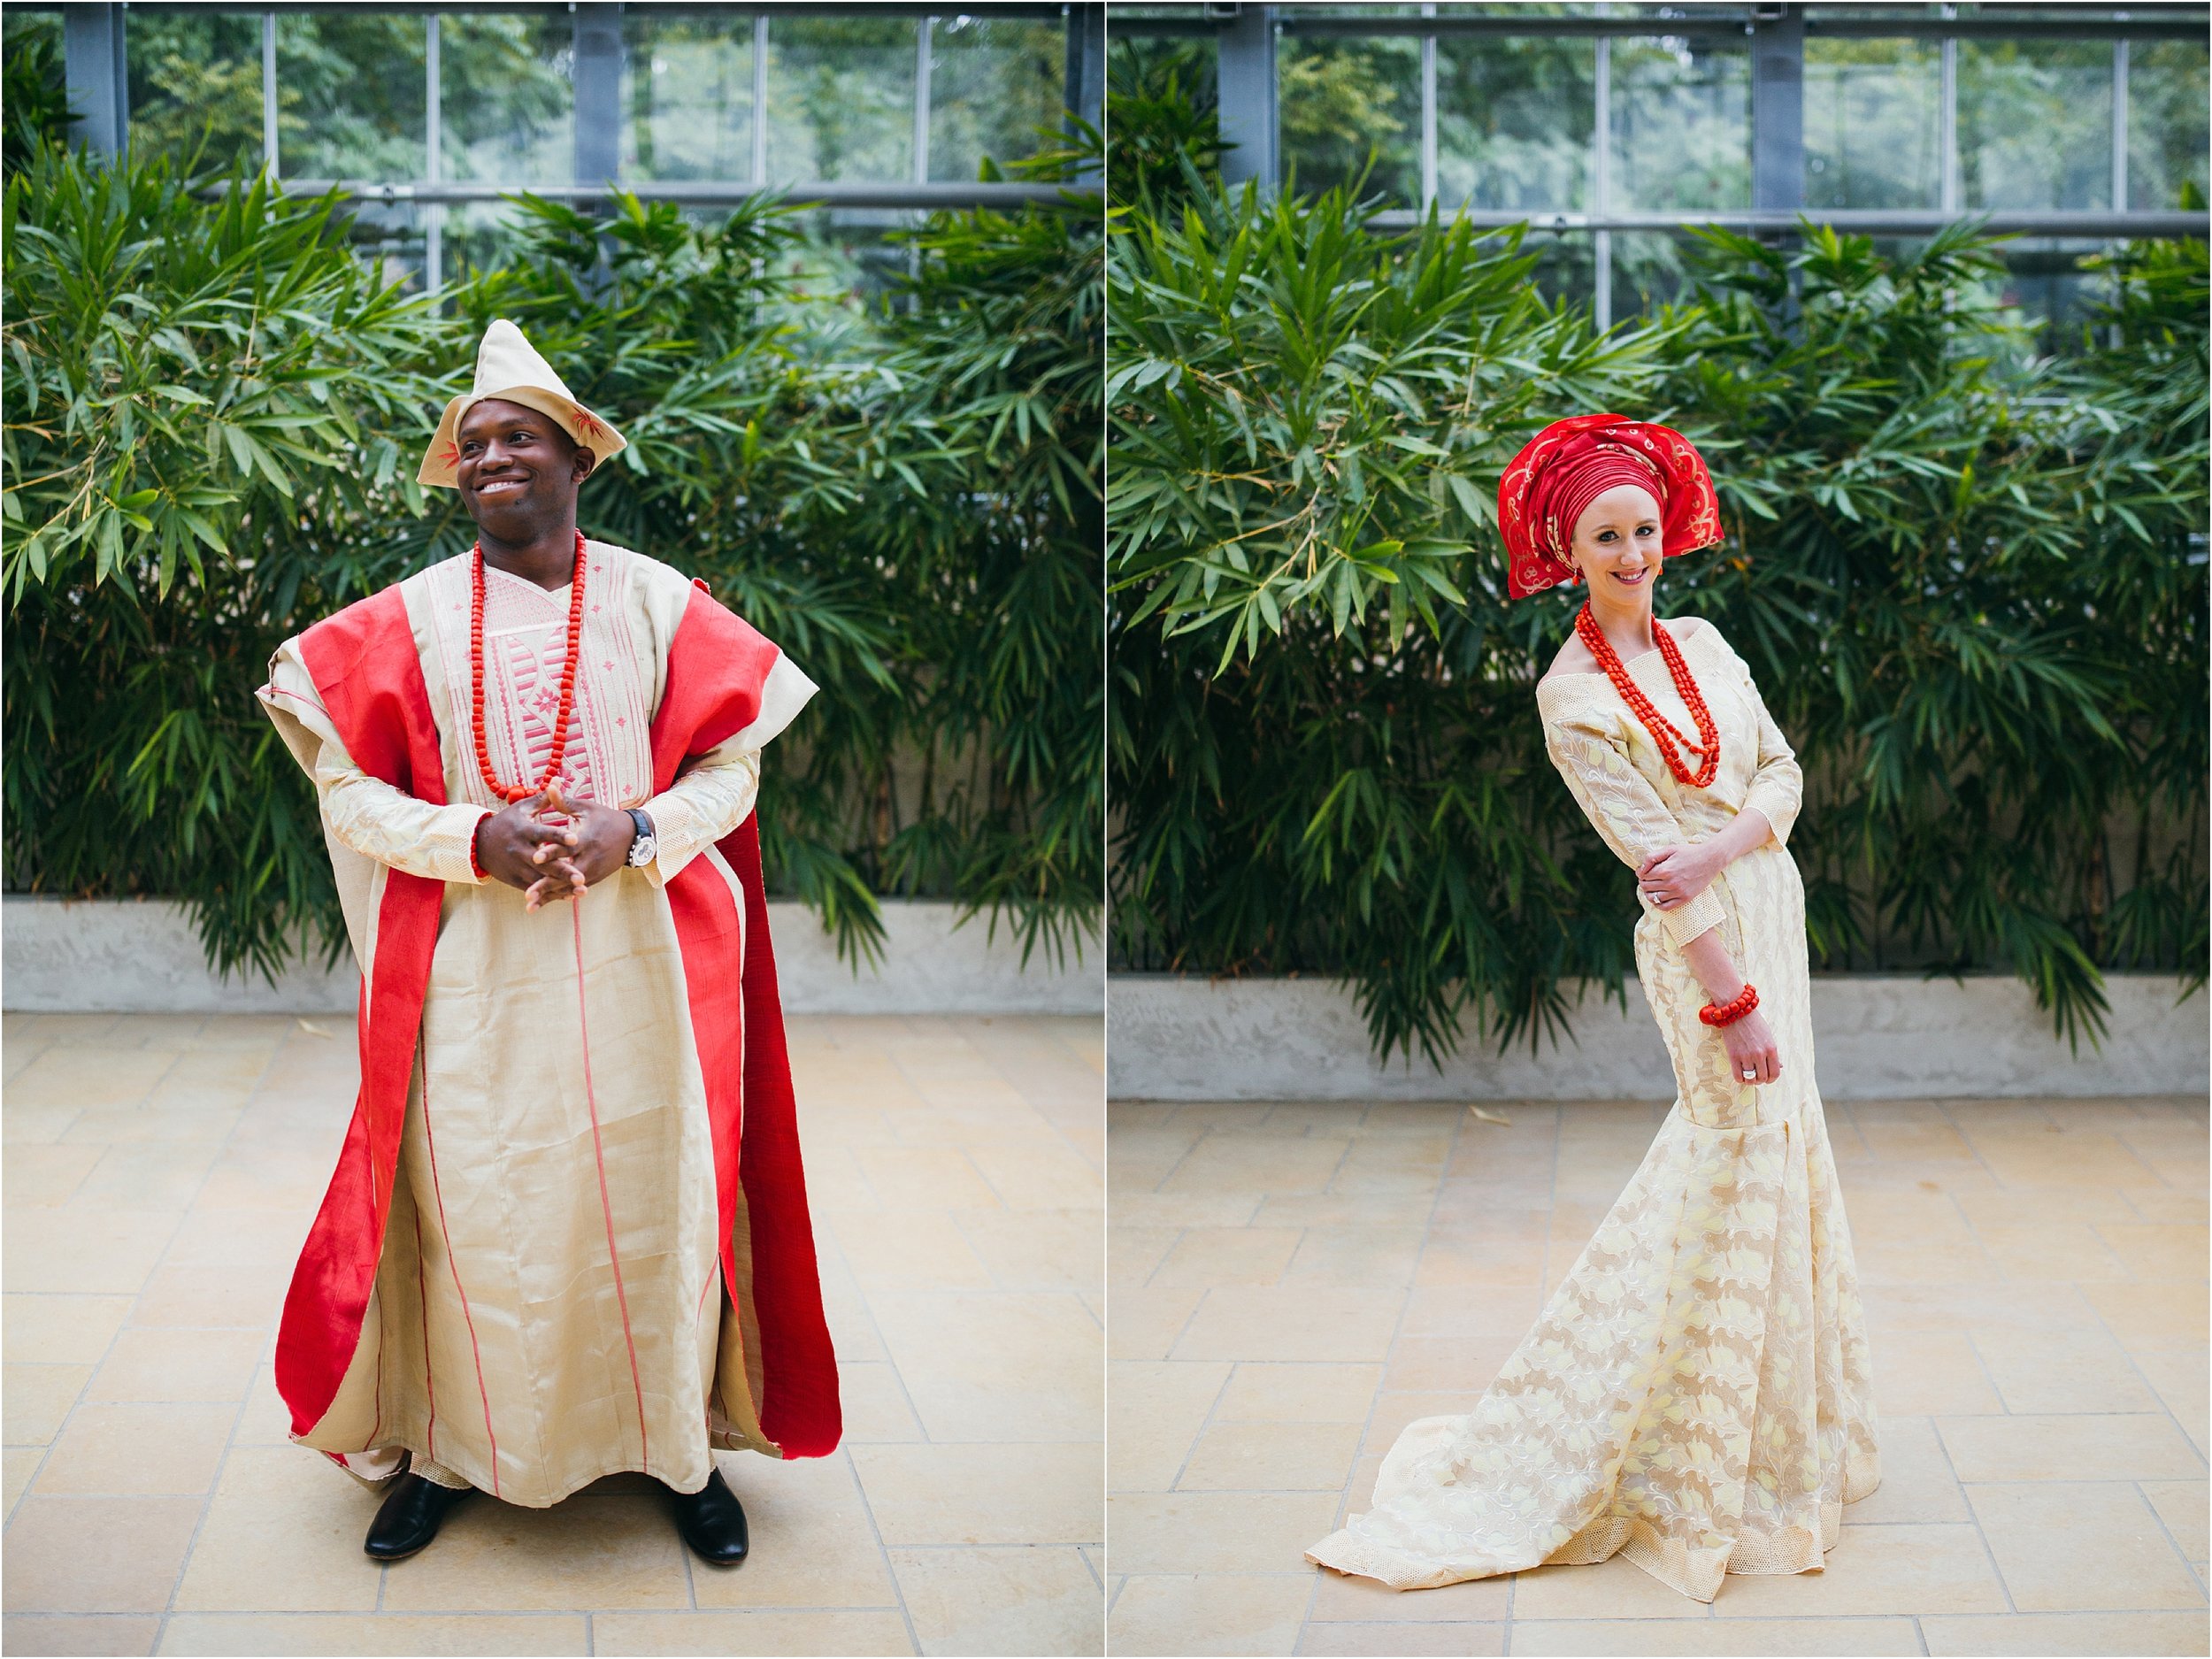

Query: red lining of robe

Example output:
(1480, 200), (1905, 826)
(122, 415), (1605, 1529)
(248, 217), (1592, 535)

(276, 574), (841, 1463)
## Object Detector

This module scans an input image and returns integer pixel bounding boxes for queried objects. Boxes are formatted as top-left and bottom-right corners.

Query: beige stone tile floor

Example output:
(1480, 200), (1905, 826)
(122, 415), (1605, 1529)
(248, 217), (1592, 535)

(4, 1011), (1103, 1656)
(1107, 1094), (2209, 1657)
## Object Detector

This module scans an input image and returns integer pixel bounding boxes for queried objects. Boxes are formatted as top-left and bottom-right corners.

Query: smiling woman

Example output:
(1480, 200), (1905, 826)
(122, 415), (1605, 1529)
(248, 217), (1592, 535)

(1101, 10), (2208, 1657)
(1308, 415), (1880, 1600)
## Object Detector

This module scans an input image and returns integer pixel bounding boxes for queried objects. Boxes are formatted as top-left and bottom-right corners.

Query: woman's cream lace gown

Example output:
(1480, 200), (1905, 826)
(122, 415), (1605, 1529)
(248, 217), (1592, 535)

(1307, 620), (1879, 1603)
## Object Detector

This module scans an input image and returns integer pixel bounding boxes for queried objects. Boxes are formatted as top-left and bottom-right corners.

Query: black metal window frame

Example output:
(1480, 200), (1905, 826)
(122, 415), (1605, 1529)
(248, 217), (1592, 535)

(1117, 3), (2209, 327)
(50, 2), (1106, 226)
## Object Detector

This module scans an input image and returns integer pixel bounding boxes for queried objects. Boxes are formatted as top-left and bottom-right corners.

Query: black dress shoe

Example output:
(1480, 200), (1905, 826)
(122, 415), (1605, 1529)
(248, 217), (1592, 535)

(664, 1469), (749, 1565)
(365, 1471), (474, 1562)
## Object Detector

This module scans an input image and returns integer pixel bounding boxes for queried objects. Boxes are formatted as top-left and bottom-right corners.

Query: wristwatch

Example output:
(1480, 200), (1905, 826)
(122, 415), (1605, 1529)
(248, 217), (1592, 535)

(624, 808), (657, 867)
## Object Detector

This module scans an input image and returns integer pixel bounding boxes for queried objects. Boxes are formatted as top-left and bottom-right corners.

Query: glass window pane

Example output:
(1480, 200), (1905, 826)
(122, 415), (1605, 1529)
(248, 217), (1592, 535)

(5, 12), (64, 83)
(4, 9), (60, 54)
(439, 12), (572, 188)
(1110, 28), (1217, 111)
(1958, 39), (2113, 211)
(1803, 37), (1939, 210)
(766, 16), (917, 183)
(1107, 32), (1217, 202)
(348, 200), (430, 293)
(779, 208), (920, 303)
(442, 199), (528, 288)
(2129, 39), (2210, 211)
(1609, 227), (1701, 322)
(1436, 36), (1594, 211)
(1522, 231), (1597, 311)
(929, 15), (1065, 180)
(1989, 237), (2117, 356)
(1609, 36), (1750, 210)
(273, 13), (426, 181)
(124, 8), (265, 174)
(620, 12), (756, 183)
(5, 8), (67, 152)
(1279, 35), (1421, 204)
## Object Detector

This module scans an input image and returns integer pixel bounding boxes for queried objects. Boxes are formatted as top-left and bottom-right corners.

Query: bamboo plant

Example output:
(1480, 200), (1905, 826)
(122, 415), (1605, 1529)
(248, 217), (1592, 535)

(1106, 75), (2207, 1064)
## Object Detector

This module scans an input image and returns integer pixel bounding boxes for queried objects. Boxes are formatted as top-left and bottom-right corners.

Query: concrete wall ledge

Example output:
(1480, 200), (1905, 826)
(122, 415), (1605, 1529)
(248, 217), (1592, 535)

(1108, 972), (2207, 1101)
(2, 895), (1101, 1017)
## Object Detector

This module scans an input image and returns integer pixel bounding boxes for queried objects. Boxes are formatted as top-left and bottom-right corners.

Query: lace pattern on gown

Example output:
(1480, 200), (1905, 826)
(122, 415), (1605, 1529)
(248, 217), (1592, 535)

(1307, 625), (1879, 1602)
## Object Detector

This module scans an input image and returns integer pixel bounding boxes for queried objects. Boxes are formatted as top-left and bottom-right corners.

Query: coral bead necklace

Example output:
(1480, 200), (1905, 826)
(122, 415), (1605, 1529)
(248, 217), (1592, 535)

(471, 529), (588, 804)
(1574, 599), (1720, 789)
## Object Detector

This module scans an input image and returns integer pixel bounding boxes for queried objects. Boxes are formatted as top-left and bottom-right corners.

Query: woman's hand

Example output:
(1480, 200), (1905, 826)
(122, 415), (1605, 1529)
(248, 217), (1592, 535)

(1638, 841), (1723, 910)
(1719, 1008), (1783, 1087)
(1639, 809), (1778, 912)
(1678, 926), (1783, 1087)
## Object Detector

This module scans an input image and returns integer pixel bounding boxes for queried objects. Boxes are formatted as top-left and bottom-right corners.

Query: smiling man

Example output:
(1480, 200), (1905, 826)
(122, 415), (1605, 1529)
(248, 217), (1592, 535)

(256, 319), (840, 1565)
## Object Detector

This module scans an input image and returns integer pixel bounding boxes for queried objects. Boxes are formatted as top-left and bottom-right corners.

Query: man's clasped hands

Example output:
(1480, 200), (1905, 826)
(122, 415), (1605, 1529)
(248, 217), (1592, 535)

(472, 782), (640, 911)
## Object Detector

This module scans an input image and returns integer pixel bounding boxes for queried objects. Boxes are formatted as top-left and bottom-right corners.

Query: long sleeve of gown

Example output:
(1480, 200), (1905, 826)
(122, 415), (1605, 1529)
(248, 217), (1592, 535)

(1544, 708), (1726, 949)
(257, 643), (491, 887)
(1721, 641), (1804, 849)
(639, 742), (762, 887)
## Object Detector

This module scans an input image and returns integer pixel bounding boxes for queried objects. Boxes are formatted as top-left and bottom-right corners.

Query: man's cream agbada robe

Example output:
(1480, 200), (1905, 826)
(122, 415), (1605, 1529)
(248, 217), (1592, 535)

(258, 541), (833, 1504)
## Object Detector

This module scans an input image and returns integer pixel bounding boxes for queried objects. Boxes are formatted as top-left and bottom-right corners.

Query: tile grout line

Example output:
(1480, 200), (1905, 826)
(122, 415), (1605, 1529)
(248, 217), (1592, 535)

(2128, 1477), (2208, 1602)
(4, 1021), (180, 1532)
(1133, 1225), (1189, 1292)
(1306, 1096), (1489, 1648)
(1148, 1118), (1208, 1193)
(680, 1506), (698, 1610)
(864, 1017), (1050, 1655)
(146, 1020), (288, 1645)
(1156, 1325), (1240, 1497)
(77, 1022), (267, 1646)
(1948, 1095), (2209, 1486)
(1936, 1101), (2021, 1422)
(857, 1026), (976, 1436)
(2077, 1267), (2212, 1485)
(1926, 1356), (2020, 1617)
(1929, 1097), (2064, 1619)
(972, 1017), (1105, 1180)
(816, 1176), (926, 1655)
(836, 1445), (925, 1655)
(1107, 1103), (1380, 1642)
(1090, 1038), (1110, 1635)
(1509, 1097), (1572, 1636)
(12, 1015), (1105, 1652)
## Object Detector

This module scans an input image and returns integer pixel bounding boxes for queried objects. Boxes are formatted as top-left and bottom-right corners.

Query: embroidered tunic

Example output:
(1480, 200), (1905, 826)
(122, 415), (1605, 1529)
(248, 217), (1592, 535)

(1307, 621), (1880, 1601)
(259, 541), (820, 1505)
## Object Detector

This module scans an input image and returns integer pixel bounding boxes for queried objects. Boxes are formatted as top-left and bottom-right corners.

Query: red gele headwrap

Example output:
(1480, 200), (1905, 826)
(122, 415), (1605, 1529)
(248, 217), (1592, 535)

(1496, 413), (1724, 600)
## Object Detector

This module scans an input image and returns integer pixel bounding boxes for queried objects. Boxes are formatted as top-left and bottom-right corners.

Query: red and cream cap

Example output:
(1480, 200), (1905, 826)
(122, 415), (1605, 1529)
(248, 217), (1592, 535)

(417, 318), (627, 488)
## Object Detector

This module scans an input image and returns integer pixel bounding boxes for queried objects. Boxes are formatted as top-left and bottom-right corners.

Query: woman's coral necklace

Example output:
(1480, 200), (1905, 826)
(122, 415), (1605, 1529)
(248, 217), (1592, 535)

(1574, 600), (1721, 789)
(471, 529), (588, 804)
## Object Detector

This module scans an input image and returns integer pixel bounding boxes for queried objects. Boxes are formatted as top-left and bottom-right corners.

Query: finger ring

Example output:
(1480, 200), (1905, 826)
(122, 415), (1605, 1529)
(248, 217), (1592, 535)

(1741, 1069), (1757, 1080)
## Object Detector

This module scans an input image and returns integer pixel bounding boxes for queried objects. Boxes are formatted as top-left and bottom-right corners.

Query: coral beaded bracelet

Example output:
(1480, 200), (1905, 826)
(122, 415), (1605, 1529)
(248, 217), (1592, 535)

(1699, 982), (1759, 1027)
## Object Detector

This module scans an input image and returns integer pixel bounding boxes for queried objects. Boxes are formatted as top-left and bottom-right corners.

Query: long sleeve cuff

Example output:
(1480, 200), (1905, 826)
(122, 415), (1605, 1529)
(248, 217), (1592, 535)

(1656, 886), (1726, 949)
(410, 803), (497, 886)
(1742, 784), (1799, 850)
(640, 748), (762, 888)
(639, 789), (706, 888)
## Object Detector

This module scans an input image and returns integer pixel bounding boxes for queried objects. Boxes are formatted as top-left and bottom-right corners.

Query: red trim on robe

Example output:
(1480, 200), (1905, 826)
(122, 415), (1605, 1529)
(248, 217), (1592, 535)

(279, 585), (448, 1442)
(273, 573), (841, 1462)
(650, 582), (841, 1459)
